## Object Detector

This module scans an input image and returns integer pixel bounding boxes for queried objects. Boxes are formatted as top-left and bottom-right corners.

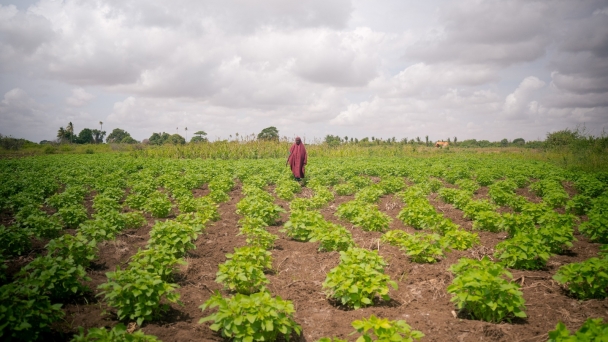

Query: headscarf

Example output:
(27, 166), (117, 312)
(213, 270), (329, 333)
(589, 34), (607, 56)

(287, 136), (307, 178)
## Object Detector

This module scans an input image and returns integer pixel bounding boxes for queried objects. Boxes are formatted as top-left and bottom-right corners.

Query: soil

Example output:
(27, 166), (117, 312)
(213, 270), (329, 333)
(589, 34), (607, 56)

(5, 180), (608, 342)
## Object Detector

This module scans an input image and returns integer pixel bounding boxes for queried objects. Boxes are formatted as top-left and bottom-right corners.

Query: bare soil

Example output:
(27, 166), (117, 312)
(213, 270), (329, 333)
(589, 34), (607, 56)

(5, 181), (608, 342)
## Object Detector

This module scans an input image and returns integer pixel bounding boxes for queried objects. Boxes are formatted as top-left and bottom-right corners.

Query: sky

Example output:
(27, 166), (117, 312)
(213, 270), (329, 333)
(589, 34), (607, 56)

(0, 0), (607, 143)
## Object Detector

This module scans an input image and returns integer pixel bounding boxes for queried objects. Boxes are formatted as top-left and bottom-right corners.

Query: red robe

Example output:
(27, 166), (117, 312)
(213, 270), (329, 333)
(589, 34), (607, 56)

(287, 140), (307, 178)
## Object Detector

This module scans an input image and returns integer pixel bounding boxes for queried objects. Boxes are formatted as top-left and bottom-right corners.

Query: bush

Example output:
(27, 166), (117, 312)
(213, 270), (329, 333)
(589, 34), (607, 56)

(97, 268), (181, 326)
(200, 291), (301, 342)
(0, 283), (64, 341)
(548, 318), (608, 342)
(447, 257), (526, 322)
(323, 248), (397, 309)
(72, 323), (160, 342)
(494, 233), (552, 270)
(553, 257), (608, 299)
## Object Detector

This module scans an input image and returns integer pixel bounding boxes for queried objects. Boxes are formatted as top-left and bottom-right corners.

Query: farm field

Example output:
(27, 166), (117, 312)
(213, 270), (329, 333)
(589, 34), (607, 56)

(1, 153), (607, 341)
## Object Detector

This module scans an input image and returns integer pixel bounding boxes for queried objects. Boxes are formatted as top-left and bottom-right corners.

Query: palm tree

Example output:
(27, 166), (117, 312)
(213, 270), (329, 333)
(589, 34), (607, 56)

(99, 121), (103, 131)
(67, 122), (74, 143)
(57, 127), (66, 142)
(185, 127), (188, 141)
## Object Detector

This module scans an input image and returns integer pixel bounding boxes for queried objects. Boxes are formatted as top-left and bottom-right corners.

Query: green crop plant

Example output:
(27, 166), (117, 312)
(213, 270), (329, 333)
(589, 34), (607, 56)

(488, 185), (514, 206)
(475, 171), (496, 186)
(209, 176), (235, 194)
(472, 211), (503, 232)
(441, 229), (480, 251)
(0, 225), (31, 256)
(177, 195), (197, 213)
(455, 179), (480, 194)
(355, 185), (385, 203)
(16, 255), (91, 299)
(147, 220), (199, 257)
(45, 186), (87, 209)
(200, 291), (301, 342)
(122, 211), (147, 229)
(429, 217), (460, 235)
(97, 268), (181, 326)
(506, 195), (529, 212)
(355, 206), (392, 232)
(573, 175), (605, 197)
(335, 200), (363, 221)
(494, 233), (552, 270)
(128, 247), (186, 281)
(72, 323), (161, 342)
(521, 201), (552, 223)
(92, 195), (122, 214)
(323, 248), (397, 309)
(565, 194), (593, 215)
(400, 233), (446, 263)
(144, 191), (173, 218)
(438, 187), (460, 204)
(274, 179), (302, 200)
(500, 213), (535, 238)
(349, 176), (372, 189)
(125, 193), (147, 210)
(447, 257), (526, 322)
(537, 213), (577, 253)
(310, 223), (355, 252)
(216, 246), (272, 294)
(334, 182), (357, 196)
(463, 200), (497, 220)
(543, 189), (570, 208)
(236, 194), (285, 225)
(553, 257), (608, 299)
(600, 245), (608, 258)
(0, 283), (64, 341)
(377, 176), (406, 194)
(579, 196), (608, 243)
(56, 205), (89, 228)
(397, 198), (439, 230)
(548, 318), (608, 342)
(381, 230), (408, 247)
(46, 233), (97, 267)
(18, 214), (63, 239)
(282, 210), (326, 241)
(309, 186), (335, 209)
(350, 315), (424, 342)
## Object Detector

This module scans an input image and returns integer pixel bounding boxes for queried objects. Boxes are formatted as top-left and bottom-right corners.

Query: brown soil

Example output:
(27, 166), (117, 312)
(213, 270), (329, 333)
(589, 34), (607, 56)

(6, 180), (608, 342)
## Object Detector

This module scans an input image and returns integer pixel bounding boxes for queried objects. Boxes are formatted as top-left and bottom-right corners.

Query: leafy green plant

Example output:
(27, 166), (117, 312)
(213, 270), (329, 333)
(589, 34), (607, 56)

(236, 195), (285, 225)
(0, 225), (31, 256)
(147, 220), (199, 257)
(238, 217), (277, 250)
(494, 233), (552, 270)
(521, 201), (552, 223)
(350, 315), (424, 342)
(323, 248), (397, 309)
(123, 211), (147, 229)
(565, 194), (593, 215)
(97, 268), (181, 326)
(537, 213), (577, 253)
(574, 175), (605, 197)
(216, 246), (272, 294)
(16, 255), (91, 299)
(463, 200), (497, 221)
(441, 229), (480, 251)
(274, 179), (301, 200)
(579, 198), (608, 243)
(488, 185), (514, 206)
(455, 179), (480, 193)
(93, 195), (122, 214)
(447, 257), (526, 322)
(472, 211), (503, 232)
(553, 257), (608, 299)
(79, 219), (121, 242)
(72, 323), (160, 342)
(56, 205), (89, 228)
(310, 223), (355, 252)
(125, 193), (147, 210)
(18, 213), (63, 239)
(381, 230), (408, 247)
(46, 233), (97, 267)
(282, 210), (326, 241)
(377, 176), (406, 194)
(200, 291), (301, 342)
(0, 283), (64, 341)
(397, 199), (439, 230)
(334, 183), (357, 196)
(355, 186), (385, 203)
(128, 247), (186, 281)
(144, 191), (173, 218)
(400, 233), (446, 263)
(548, 318), (608, 342)
(500, 213), (535, 237)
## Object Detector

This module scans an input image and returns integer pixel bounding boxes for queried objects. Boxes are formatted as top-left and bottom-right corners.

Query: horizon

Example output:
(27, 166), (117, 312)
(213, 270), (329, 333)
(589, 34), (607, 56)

(1, 0), (607, 143)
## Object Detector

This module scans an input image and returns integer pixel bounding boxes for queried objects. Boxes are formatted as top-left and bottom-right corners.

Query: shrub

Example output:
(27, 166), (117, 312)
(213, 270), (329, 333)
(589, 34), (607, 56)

(494, 233), (552, 270)
(350, 315), (424, 342)
(16, 255), (91, 299)
(548, 318), (608, 342)
(323, 248), (397, 309)
(447, 257), (526, 322)
(72, 323), (160, 342)
(553, 257), (608, 299)
(97, 268), (181, 326)
(200, 291), (301, 342)
(0, 283), (64, 341)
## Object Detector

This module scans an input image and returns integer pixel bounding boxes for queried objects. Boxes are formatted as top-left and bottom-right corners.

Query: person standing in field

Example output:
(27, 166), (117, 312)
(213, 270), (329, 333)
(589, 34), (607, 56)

(287, 137), (307, 181)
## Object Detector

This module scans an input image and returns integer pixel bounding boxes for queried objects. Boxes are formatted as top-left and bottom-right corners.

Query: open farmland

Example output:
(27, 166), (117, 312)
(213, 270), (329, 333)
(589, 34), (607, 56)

(1, 153), (607, 341)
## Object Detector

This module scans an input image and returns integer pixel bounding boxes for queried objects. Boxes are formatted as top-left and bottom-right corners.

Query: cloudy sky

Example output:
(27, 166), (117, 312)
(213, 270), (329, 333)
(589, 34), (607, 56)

(1, 0), (607, 143)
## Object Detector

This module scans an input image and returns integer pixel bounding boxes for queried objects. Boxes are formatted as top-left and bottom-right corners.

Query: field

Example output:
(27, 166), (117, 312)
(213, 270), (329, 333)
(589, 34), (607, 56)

(1, 152), (607, 341)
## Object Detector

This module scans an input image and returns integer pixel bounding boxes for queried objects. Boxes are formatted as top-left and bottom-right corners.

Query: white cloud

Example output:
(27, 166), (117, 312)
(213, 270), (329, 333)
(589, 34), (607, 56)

(502, 76), (546, 119)
(65, 87), (94, 107)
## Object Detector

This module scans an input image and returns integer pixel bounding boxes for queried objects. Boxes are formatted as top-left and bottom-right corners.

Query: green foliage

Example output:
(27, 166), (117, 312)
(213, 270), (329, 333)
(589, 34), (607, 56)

(380, 230), (408, 246)
(200, 291), (301, 341)
(18, 213), (63, 239)
(494, 233), (552, 270)
(463, 200), (497, 220)
(537, 213), (577, 253)
(488, 184), (514, 206)
(310, 223), (355, 252)
(238, 217), (277, 250)
(441, 229), (480, 251)
(97, 268), (181, 326)
(216, 246), (272, 294)
(501, 213), (535, 238)
(350, 315), (424, 342)
(397, 199), (438, 230)
(236, 194), (285, 225)
(79, 219), (120, 242)
(553, 257), (608, 299)
(274, 179), (301, 200)
(447, 257), (526, 322)
(122, 211), (147, 229)
(128, 247), (186, 282)
(355, 186), (385, 203)
(521, 201), (552, 223)
(400, 233), (446, 263)
(334, 182), (357, 196)
(46, 233), (97, 267)
(144, 191), (173, 218)
(574, 175), (605, 197)
(579, 197), (608, 243)
(336, 201), (391, 232)
(147, 220), (199, 257)
(257, 126), (280, 141)
(566, 194), (593, 215)
(72, 323), (160, 342)
(93, 195), (122, 214)
(0, 283), (64, 341)
(16, 255), (91, 299)
(377, 176), (406, 194)
(455, 179), (480, 193)
(548, 318), (608, 342)
(323, 248), (397, 309)
(472, 211), (503, 232)
(282, 210), (326, 241)
(0, 225), (31, 256)
(56, 205), (89, 228)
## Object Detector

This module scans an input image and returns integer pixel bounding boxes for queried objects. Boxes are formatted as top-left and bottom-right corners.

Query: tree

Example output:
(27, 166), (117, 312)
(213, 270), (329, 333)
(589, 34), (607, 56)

(167, 134), (185, 145)
(106, 128), (133, 143)
(149, 132), (171, 145)
(513, 138), (525, 145)
(425, 136), (429, 146)
(57, 127), (67, 142)
(92, 129), (106, 144)
(77, 128), (94, 144)
(500, 138), (509, 147)
(191, 130), (208, 143)
(257, 126), (279, 141)
(99, 121), (103, 131)
(324, 135), (342, 146)
(67, 122), (74, 143)
(121, 136), (138, 144)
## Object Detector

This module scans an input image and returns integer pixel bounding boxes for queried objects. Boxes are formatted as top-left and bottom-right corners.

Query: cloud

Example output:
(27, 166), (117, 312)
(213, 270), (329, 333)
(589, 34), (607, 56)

(65, 88), (95, 107)
(502, 76), (546, 119)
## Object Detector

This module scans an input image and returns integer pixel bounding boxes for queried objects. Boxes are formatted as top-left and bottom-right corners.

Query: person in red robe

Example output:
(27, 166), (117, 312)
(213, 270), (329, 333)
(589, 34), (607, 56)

(287, 137), (307, 180)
